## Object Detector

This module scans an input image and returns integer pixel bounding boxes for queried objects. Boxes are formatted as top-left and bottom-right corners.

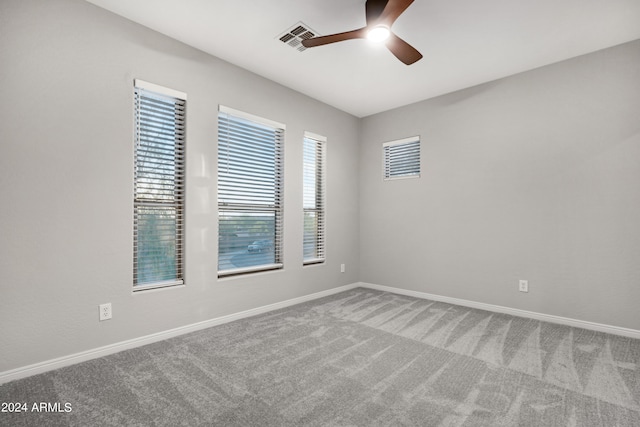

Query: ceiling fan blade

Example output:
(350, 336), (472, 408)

(377, 0), (414, 27)
(365, 0), (388, 26)
(302, 28), (367, 48)
(385, 33), (423, 65)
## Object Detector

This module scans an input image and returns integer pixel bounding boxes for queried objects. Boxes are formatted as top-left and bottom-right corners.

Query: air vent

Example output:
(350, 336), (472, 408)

(277, 22), (318, 52)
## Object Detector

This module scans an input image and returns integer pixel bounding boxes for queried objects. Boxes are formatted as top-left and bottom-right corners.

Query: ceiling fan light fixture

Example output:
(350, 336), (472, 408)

(367, 25), (390, 42)
(301, 0), (422, 65)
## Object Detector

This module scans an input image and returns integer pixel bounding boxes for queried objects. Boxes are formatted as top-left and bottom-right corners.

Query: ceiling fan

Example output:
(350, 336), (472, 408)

(301, 0), (423, 65)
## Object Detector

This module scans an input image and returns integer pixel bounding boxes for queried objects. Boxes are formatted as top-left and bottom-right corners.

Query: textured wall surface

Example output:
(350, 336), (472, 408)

(360, 40), (640, 330)
(0, 0), (360, 373)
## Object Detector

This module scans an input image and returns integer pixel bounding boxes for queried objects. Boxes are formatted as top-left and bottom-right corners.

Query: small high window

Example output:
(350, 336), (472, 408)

(383, 136), (420, 180)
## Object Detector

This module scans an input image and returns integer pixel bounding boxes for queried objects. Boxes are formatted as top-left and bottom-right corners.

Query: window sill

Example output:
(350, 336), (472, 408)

(383, 173), (420, 181)
(133, 279), (184, 293)
(218, 263), (283, 278)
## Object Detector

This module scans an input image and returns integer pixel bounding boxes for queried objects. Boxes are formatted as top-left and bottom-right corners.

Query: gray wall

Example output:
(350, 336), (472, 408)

(360, 40), (640, 330)
(0, 0), (360, 373)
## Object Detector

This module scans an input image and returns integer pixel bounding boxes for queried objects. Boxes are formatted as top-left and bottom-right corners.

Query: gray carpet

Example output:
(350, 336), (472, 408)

(1, 288), (639, 426)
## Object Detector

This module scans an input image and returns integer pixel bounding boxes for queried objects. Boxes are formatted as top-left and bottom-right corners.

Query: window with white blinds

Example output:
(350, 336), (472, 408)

(217, 106), (285, 276)
(383, 136), (420, 180)
(303, 133), (326, 264)
(133, 80), (186, 290)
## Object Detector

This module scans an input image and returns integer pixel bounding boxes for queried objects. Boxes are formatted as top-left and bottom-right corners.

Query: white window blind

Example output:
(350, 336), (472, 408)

(383, 136), (420, 180)
(303, 133), (326, 264)
(133, 81), (186, 290)
(217, 106), (285, 276)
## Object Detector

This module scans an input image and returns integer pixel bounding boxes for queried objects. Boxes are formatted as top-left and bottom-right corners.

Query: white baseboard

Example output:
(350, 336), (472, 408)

(0, 283), (359, 385)
(356, 282), (640, 339)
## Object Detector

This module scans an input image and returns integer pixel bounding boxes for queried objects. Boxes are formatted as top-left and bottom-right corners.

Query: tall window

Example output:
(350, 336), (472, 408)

(133, 80), (186, 290)
(383, 136), (420, 180)
(303, 132), (326, 264)
(217, 106), (285, 276)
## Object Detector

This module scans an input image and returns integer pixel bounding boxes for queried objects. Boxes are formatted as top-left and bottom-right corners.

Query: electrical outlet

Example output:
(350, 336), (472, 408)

(340, 264), (345, 273)
(519, 280), (529, 293)
(99, 303), (112, 321)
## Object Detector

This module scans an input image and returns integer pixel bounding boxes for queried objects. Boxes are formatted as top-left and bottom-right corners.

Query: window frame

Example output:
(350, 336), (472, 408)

(133, 79), (186, 292)
(303, 132), (326, 265)
(383, 136), (421, 181)
(217, 105), (285, 277)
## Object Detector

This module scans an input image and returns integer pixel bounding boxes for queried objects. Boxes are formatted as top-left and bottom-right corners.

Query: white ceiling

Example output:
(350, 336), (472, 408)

(86, 0), (640, 117)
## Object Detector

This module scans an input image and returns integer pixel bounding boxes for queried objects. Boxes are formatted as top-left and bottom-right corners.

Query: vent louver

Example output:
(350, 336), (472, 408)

(277, 22), (318, 52)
